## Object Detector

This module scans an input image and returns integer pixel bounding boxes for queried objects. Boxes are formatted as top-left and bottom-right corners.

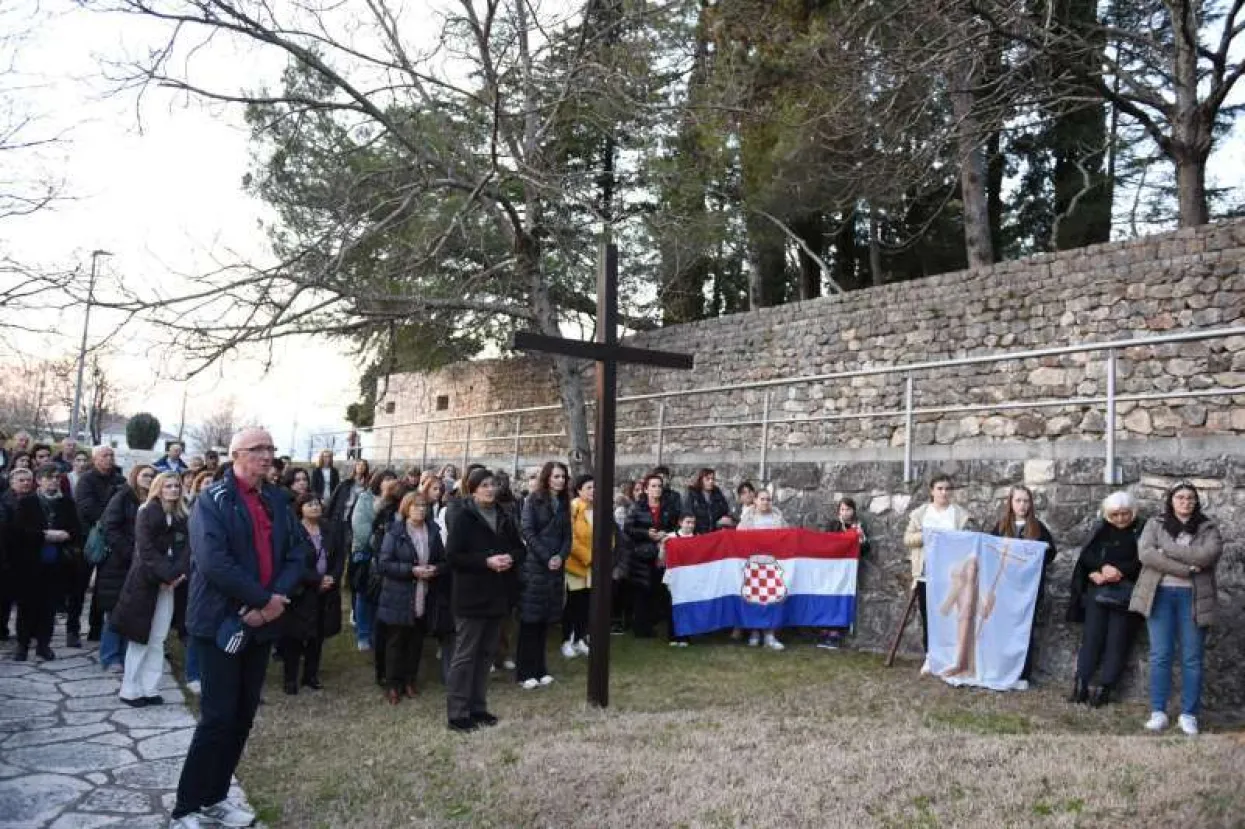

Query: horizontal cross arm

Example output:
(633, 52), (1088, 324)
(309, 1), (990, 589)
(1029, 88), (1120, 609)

(512, 331), (694, 370)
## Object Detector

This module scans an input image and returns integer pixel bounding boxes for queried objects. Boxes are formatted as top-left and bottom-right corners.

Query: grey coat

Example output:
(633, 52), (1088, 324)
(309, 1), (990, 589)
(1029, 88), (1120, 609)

(1130, 517), (1223, 627)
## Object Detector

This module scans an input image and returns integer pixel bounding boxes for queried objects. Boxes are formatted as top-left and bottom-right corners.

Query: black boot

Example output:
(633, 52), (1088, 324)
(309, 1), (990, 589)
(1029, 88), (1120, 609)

(1089, 686), (1112, 708)
(13, 642), (28, 662)
(1066, 678), (1089, 704)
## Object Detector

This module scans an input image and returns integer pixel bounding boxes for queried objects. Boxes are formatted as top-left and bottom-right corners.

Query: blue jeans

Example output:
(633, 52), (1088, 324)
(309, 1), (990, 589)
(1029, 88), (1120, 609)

(1147, 586), (1206, 716)
(98, 614), (126, 668)
(184, 638), (201, 683)
(353, 592), (376, 646)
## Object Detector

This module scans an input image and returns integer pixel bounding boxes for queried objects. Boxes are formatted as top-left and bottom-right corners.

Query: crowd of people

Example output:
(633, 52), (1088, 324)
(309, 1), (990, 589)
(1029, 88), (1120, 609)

(0, 429), (1228, 795)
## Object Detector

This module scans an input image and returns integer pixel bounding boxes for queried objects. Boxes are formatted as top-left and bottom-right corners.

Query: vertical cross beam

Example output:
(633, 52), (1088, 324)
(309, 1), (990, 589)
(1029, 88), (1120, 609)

(588, 241), (618, 707)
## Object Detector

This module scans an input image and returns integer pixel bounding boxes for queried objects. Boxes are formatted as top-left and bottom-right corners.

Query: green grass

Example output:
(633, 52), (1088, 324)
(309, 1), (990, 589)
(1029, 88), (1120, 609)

(227, 625), (1245, 829)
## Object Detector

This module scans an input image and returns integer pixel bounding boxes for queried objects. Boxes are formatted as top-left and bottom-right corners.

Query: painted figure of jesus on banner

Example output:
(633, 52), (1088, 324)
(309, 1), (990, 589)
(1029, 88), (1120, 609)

(924, 530), (1049, 691)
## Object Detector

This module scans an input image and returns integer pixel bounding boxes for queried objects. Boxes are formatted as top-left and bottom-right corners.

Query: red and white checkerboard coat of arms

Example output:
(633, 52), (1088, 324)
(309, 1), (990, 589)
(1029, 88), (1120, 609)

(741, 554), (788, 605)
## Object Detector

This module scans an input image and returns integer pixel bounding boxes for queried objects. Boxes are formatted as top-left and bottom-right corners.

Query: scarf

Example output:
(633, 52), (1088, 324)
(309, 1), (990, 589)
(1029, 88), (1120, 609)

(408, 522), (431, 618)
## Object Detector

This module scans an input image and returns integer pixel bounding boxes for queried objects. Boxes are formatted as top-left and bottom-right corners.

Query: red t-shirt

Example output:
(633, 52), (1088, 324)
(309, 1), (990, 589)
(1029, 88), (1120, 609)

(238, 481), (274, 588)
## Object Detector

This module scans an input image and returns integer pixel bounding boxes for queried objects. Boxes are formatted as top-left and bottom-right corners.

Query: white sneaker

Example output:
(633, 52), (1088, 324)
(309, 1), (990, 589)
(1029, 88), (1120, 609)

(185, 680), (201, 695)
(1144, 711), (1169, 732)
(764, 633), (784, 651)
(560, 641), (577, 659)
(356, 641), (371, 652)
(574, 639), (590, 656)
(538, 674), (554, 686)
(502, 660), (516, 671)
(169, 814), (205, 829)
(1178, 714), (1199, 736)
(201, 798), (256, 828)
(747, 632), (760, 647)
(520, 678), (539, 690)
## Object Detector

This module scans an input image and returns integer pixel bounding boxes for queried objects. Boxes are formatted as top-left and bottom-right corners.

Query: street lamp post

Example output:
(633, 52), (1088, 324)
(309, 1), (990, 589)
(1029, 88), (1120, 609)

(69, 249), (111, 442)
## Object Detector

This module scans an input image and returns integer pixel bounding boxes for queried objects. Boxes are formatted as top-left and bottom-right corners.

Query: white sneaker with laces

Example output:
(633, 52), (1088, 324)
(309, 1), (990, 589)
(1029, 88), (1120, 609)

(538, 674), (555, 686)
(1144, 711), (1169, 732)
(764, 633), (785, 651)
(201, 798), (256, 828)
(747, 632), (761, 647)
(520, 678), (540, 690)
(560, 641), (577, 659)
(1178, 714), (1199, 736)
(169, 814), (205, 829)
(185, 680), (201, 695)
(502, 659), (516, 671)
(574, 639), (590, 656)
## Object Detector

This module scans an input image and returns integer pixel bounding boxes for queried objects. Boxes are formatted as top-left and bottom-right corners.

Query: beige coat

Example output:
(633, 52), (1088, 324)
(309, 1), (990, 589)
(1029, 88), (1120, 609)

(903, 503), (972, 581)
(1129, 517), (1223, 627)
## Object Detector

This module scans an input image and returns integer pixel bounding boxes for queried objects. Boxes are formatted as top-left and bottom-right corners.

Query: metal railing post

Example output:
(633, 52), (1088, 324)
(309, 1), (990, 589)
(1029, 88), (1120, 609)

(385, 427), (394, 466)
(462, 421), (472, 472)
(903, 373), (914, 484)
(512, 415), (522, 478)
(421, 422), (430, 471)
(760, 391), (771, 483)
(655, 401), (666, 467)
(1105, 348), (1117, 485)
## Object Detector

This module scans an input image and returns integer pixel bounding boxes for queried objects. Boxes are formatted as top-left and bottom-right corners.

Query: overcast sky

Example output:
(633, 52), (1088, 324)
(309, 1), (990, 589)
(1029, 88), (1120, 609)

(2, 0), (359, 457)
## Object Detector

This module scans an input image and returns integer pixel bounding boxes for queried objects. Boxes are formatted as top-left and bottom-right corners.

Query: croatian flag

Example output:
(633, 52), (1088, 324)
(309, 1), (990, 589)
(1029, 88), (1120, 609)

(664, 529), (859, 637)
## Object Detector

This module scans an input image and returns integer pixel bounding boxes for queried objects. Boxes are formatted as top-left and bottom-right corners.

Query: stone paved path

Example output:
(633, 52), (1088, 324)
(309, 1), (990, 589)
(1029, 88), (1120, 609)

(0, 623), (253, 829)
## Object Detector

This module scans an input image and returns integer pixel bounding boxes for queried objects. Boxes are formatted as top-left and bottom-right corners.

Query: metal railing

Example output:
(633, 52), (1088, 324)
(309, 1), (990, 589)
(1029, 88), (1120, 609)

(311, 325), (1245, 484)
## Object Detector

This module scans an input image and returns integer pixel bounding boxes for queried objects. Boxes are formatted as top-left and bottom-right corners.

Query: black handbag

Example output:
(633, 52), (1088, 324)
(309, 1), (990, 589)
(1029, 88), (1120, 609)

(1094, 580), (1134, 609)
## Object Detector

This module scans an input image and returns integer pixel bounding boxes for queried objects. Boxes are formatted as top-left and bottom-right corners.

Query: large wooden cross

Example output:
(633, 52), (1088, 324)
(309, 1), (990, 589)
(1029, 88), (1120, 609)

(513, 241), (693, 707)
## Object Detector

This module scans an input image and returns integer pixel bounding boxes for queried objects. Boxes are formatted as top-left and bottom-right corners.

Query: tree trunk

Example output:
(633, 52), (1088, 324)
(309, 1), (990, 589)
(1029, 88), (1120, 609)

(1169, 0), (1211, 228)
(832, 210), (859, 291)
(522, 235), (592, 473)
(744, 212), (787, 309)
(868, 204), (884, 287)
(951, 53), (994, 269)
(794, 214), (824, 300)
(1174, 149), (1210, 227)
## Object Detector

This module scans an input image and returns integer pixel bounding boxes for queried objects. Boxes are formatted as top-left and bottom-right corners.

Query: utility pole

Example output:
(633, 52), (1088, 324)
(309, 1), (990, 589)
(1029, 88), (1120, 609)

(70, 250), (111, 442)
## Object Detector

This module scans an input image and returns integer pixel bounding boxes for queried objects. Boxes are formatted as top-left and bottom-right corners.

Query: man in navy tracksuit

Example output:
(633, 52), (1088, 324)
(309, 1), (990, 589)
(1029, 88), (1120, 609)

(169, 428), (305, 829)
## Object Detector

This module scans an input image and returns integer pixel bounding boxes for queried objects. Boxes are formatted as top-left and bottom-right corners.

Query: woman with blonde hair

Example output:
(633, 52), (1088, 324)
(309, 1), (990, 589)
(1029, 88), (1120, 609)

(112, 472), (190, 706)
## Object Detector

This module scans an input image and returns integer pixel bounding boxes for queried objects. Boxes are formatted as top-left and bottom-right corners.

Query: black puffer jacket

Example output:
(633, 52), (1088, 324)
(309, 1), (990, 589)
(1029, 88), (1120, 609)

(95, 487), (140, 612)
(112, 505), (190, 645)
(376, 518), (451, 631)
(624, 498), (680, 589)
(74, 466), (126, 530)
(446, 499), (524, 619)
(519, 492), (569, 624)
(1066, 519), (1143, 623)
(684, 487), (732, 535)
(281, 522), (346, 641)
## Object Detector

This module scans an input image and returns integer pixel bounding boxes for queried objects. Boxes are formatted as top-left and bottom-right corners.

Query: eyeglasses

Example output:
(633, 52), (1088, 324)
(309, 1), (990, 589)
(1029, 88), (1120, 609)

(239, 445), (277, 455)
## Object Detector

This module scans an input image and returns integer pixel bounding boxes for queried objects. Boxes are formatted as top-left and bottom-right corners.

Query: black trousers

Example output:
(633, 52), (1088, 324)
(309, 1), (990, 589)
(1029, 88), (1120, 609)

(630, 581), (659, 638)
(515, 621), (549, 681)
(280, 636), (323, 687)
(373, 620), (388, 684)
(384, 619), (428, 690)
(16, 564), (57, 647)
(1076, 596), (1138, 688)
(0, 574), (14, 638)
(172, 636), (270, 818)
(611, 578), (631, 630)
(915, 582), (929, 653)
(446, 616), (500, 721)
(63, 557), (101, 637)
(563, 589), (590, 643)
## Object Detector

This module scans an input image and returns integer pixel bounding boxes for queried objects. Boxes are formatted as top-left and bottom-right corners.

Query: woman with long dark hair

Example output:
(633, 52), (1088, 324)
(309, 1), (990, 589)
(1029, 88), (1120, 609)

(624, 474), (681, 640)
(988, 485), (1057, 682)
(517, 461), (569, 688)
(1066, 492), (1142, 707)
(1132, 483), (1224, 736)
(683, 468), (734, 534)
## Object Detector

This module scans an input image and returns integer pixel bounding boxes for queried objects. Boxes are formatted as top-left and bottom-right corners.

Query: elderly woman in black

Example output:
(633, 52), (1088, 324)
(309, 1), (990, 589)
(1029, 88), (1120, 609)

(279, 494), (344, 695)
(377, 492), (449, 703)
(625, 474), (681, 641)
(684, 468), (734, 534)
(517, 461), (570, 689)
(1066, 491), (1142, 708)
(445, 468), (523, 733)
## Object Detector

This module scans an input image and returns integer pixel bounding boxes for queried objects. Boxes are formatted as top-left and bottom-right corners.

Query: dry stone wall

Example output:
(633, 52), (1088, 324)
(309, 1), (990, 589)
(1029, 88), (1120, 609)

(374, 220), (1245, 713)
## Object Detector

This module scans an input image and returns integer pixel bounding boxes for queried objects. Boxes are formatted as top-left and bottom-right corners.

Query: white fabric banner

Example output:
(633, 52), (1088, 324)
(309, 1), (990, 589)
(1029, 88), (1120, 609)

(924, 530), (1049, 691)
